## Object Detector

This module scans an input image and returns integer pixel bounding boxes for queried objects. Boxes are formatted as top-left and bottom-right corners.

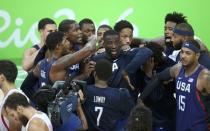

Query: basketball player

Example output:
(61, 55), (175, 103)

(4, 93), (53, 131)
(0, 60), (27, 131)
(140, 40), (210, 131)
(83, 59), (134, 130)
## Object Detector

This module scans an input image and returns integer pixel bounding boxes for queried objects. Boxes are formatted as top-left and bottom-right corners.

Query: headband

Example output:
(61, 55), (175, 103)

(173, 28), (194, 36)
(182, 42), (200, 53)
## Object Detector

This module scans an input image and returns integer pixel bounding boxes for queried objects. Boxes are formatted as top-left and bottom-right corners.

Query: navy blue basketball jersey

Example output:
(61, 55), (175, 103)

(92, 48), (153, 89)
(39, 58), (55, 86)
(198, 52), (210, 69)
(83, 85), (134, 130)
(67, 44), (81, 77)
(176, 65), (209, 131)
(68, 63), (80, 77)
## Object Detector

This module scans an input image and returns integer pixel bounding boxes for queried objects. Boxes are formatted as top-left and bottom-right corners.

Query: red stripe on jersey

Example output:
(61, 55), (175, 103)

(196, 90), (210, 131)
(1, 114), (9, 131)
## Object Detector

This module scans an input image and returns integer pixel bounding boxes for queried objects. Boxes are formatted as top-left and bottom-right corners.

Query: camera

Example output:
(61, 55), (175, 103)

(33, 78), (86, 126)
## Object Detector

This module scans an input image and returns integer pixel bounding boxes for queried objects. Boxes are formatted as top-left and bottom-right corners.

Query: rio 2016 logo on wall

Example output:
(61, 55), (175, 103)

(0, 8), (139, 48)
(0, 0), (209, 60)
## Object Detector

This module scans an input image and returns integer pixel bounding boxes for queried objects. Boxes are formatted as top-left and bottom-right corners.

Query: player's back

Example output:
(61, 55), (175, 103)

(83, 85), (134, 131)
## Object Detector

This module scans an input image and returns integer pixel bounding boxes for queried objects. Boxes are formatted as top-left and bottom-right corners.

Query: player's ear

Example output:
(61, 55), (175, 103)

(195, 52), (200, 60)
(39, 29), (44, 37)
(17, 105), (24, 113)
(0, 74), (6, 82)
(0, 74), (4, 88)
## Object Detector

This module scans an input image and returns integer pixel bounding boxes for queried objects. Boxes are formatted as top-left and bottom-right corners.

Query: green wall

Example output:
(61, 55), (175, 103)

(1, 0), (210, 61)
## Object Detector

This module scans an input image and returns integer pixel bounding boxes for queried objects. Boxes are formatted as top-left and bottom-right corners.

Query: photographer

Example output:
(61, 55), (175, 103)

(53, 94), (88, 131)
(34, 78), (88, 131)
(83, 59), (134, 130)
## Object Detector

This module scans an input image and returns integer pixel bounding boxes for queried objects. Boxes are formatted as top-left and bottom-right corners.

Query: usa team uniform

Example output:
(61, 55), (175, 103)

(83, 85), (134, 130)
(176, 65), (210, 131)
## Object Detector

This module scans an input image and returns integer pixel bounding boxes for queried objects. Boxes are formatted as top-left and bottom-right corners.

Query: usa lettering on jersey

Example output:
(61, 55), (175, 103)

(176, 81), (191, 93)
(112, 62), (118, 72)
(70, 63), (79, 70)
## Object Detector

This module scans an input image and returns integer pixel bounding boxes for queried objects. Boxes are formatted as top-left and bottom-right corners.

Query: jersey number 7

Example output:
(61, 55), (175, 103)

(95, 106), (103, 126)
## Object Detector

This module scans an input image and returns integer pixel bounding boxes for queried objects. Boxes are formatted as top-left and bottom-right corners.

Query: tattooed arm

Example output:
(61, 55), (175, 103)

(50, 36), (96, 83)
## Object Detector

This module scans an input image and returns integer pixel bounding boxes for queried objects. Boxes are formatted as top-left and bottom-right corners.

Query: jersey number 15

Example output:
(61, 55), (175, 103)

(178, 95), (185, 111)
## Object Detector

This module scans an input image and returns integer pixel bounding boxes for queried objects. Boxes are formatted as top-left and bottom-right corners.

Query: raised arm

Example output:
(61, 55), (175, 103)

(124, 47), (153, 74)
(76, 100), (88, 130)
(22, 47), (40, 72)
(50, 36), (96, 83)
(20, 63), (40, 101)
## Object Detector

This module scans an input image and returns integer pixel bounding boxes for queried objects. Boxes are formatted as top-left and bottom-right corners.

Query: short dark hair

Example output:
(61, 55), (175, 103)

(145, 42), (164, 64)
(127, 102), (152, 131)
(175, 23), (194, 35)
(0, 60), (17, 83)
(165, 12), (188, 24)
(38, 18), (56, 30)
(4, 93), (29, 110)
(95, 59), (112, 81)
(114, 20), (133, 32)
(58, 19), (76, 33)
(103, 29), (119, 40)
(46, 31), (65, 51)
(79, 18), (94, 28)
(98, 24), (112, 30)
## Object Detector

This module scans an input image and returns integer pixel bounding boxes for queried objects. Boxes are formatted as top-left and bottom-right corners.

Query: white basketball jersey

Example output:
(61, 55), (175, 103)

(0, 88), (27, 131)
(25, 112), (53, 131)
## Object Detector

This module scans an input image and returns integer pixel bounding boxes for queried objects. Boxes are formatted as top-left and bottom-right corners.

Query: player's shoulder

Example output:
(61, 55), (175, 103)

(199, 68), (210, 80)
(28, 116), (47, 129)
(197, 67), (210, 94)
(171, 63), (182, 78)
(174, 63), (182, 70)
(85, 84), (103, 93)
(86, 84), (96, 89)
